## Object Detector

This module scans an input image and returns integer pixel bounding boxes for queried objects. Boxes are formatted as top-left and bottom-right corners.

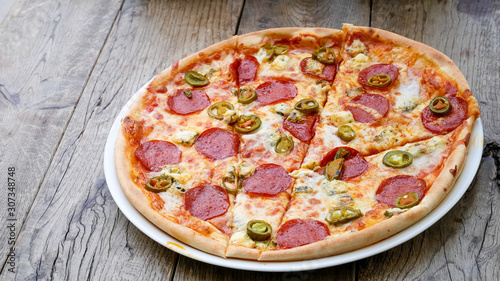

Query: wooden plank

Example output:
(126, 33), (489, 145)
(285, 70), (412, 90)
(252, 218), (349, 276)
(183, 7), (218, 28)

(0, 0), (244, 279)
(358, 0), (500, 280)
(0, 0), (124, 271)
(238, 0), (371, 35)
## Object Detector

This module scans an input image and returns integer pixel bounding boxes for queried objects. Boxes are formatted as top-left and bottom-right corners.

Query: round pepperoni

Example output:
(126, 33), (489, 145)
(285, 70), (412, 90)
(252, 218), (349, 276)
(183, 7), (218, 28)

(299, 57), (336, 81)
(195, 128), (239, 160)
(184, 185), (229, 220)
(421, 96), (468, 134)
(255, 81), (298, 105)
(242, 164), (292, 196)
(283, 114), (318, 142)
(358, 64), (399, 89)
(376, 175), (426, 207)
(320, 147), (368, 180)
(134, 140), (181, 172)
(167, 89), (210, 115)
(345, 94), (390, 123)
(276, 219), (330, 249)
(238, 56), (259, 84)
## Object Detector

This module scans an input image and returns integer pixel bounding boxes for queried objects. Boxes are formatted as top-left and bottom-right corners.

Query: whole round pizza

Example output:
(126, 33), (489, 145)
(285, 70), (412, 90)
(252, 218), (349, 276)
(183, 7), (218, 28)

(114, 24), (480, 261)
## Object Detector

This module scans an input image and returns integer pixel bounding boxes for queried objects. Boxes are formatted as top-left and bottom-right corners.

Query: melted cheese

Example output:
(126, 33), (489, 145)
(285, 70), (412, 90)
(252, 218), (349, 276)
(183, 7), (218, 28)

(394, 70), (422, 113)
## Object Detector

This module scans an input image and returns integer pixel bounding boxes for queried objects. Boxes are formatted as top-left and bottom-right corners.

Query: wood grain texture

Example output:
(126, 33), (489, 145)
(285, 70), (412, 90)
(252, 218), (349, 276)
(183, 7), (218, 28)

(0, 0), (123, 267)
(359, 0), (500, 280)
(237, 0), (371, 34)
(0, 0), (243, 280)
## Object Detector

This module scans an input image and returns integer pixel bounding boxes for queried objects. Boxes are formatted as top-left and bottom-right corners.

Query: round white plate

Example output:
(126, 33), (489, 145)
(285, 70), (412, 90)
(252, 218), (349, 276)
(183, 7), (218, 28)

(104, 88), (483, 272)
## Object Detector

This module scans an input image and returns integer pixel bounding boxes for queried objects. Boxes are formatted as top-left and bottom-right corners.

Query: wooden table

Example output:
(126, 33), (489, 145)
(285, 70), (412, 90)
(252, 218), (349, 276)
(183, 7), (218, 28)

(1, 0), (498, 280)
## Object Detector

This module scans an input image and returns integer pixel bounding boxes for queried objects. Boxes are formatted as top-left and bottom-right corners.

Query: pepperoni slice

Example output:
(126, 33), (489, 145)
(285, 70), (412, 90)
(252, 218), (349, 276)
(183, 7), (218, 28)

(345, 94), (390, 123)
(376, 175), (426, 207)
(167, 89), (210, 115)
(276, 219), (330, 249)
(184, 185), (229, 220)
(134, 140), (181, 172)
(195, 128), (239, 160)
(238, 56), (259, 84)
(320, 147), (368, 180)
(242, 164), (292, 196)
(283, 114), (318, 142)
(421, 96), (468, 134)
(299, 57), (336, 81)
(358, 64), (399, 89)
(255, 81), (298, 105)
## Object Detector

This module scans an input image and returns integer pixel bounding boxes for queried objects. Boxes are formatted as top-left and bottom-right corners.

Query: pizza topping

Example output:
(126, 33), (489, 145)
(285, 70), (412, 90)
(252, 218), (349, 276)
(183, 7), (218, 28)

(184, 70), (209, 87)
(294, 98), (320, 114)
(325, 206), (362, 226)
(358, 64), (399, 89)
(242, 164), (292, 196)
(246, 220), (272, 241)
(330, 111), (354, 127)
(346, 39), (366, 57)
(239, 162), (255, 178)
(294, 185), (313, 193)
(350, 53), (370, 68)
(429, 96), (452, 116)
(275, 136), (294, 154)
(195, 128), (239, 160)
(145, 175), (174, 193)
(135, 140), (181, 171)
(324, 159), (344, 181)
(300, 57), (336, 81)
(167, 89), (210, 115)
(273, 102), (292, 116)
(256, 81), (298, 105)
(238, 56), (259, 84)
(237, 86), (258, 104)
(345, 94), (390, 123)
(345, 87), (364, 98)
(382, 150), (413, 168)
(271, 55), (291, 70)
(321, 179), (348, 195)
(283, 114), (318, 142)
(286, 109), (307, 123)
(234, 115), (262, 134)
(321, 147), (367, 180)
(334, 148), (351, 160)
(184, 185), (229, 220)
(367, 74), (392, 88)
(258, 44), (289, 63)
(312, 46), (336, 64)
(221, 165), (238, 195)
(337, 125), (356, 142)
(172, 129), (199, 146)
(276, 219), (330, 249)
(376, 175), (426, 207)
(207, 101), (235, 120)
(395, 192), (420, 209)
(421, 96), (468, 134)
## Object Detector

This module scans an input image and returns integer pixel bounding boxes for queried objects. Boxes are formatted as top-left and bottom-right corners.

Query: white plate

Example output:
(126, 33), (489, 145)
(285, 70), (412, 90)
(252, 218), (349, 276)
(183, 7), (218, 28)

(104, 87), (483, 272)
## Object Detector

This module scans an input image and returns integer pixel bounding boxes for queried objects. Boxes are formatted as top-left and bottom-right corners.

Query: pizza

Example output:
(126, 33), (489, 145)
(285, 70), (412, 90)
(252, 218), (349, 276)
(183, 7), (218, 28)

(114, 24), (480, 261)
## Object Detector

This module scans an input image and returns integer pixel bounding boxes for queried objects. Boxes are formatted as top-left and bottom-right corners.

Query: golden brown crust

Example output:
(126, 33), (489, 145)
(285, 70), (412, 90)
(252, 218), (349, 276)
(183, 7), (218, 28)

(226, 245), (261, 260)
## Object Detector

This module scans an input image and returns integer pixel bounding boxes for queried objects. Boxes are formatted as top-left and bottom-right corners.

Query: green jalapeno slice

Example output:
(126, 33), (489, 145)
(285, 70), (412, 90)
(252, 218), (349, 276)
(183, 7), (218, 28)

(395, 192), (420, 209)
(246, 220), (272, 241)
(184, 70), (209, 86)
(334, 148), (351, 160)
(429, 96), (452, 116)
(207, 101), (234, 120)
(312, 46), (336, 65)
(324, 159), (344, 181)
(383, 150), (413, 168)
(367, 74), (392, 88)
(145, 175), (173, 193)
(275, 136), (294, 154)
(221, 175), (238, 195)
(337, 125), (356, 142)
(326, 206), (363, 225)
(234, 115), (261, 134)
(294, 98), (319, 114)
(183, 89), (193, 98)
(274, 44), (288, 56)
(238, 87), (258, 104)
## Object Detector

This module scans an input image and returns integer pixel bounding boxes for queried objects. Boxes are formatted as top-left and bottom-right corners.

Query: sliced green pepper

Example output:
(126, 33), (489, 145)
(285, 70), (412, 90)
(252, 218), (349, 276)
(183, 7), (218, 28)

(183, 89), (192, 98)
(294, 98), (319, 114)
(367, 74), (391, 88)
(326, 206), (363, 226)
(325, 159), (344, 181)
(275, 136), (294, 154)
(334, 148), (351, 160)
(312, 46), (336, 65)
(184, 70), (209, 86)
(208, 101), (234, 120)
(395, 192), (420, 209)
(238, 87), (258, 104)
(383, 150), (413, 168)
(234, 115), (261, 134)
(221, 175), (238, 195)
(247, 220), (272, 241)
(145, 175), (173, 193)
(337, 125), (356, 142)
(429, 96), (452, 116)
